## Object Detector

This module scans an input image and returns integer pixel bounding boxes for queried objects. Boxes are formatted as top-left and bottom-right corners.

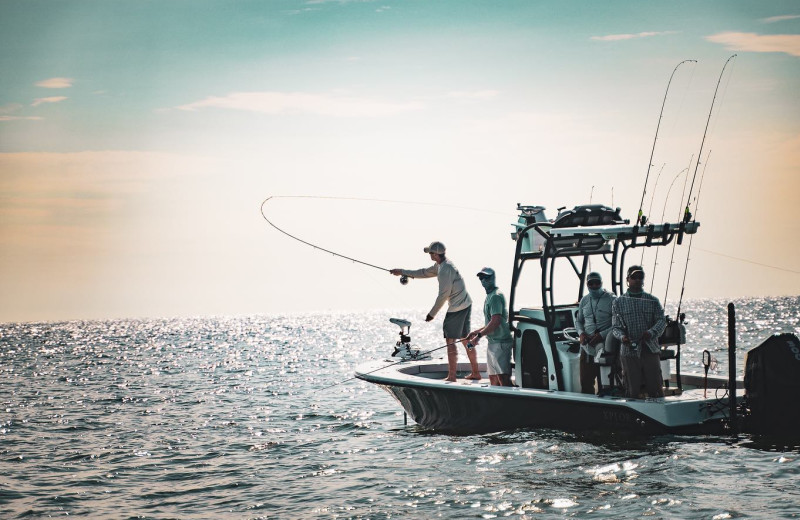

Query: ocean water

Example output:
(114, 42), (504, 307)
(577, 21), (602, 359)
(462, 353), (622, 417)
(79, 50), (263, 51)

(1, 297), (799, 519)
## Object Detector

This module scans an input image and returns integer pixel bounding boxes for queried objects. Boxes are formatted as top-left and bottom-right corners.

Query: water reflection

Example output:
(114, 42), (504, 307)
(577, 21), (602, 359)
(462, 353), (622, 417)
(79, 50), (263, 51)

(0, 298), (798, 518)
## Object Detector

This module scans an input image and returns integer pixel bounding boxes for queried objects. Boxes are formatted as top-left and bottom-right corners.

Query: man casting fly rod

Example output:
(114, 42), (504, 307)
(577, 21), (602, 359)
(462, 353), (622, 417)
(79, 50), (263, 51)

(390, 241), (480, 382)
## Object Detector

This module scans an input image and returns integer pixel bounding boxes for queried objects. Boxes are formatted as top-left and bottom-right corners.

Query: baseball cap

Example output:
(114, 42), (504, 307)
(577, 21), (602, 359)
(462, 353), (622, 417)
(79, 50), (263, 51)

(423, 241), (446, 254)
(587, 272), (602, 282)
(477, 267), (496, 278)
(627, 265), (645, 277)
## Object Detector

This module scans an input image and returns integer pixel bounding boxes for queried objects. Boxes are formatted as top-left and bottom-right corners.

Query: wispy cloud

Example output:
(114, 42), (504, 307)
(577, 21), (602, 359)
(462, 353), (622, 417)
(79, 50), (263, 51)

(35, 77), (74, 88)
(761, 15), (800, 24)
(0, 103), (23, 115)
(31, 96), (68, 107)
(176, 91), (424, 117)
(706, 32), (800, 57)
(0, 103), (41, 121)
(0, 116), (43, 121)
(591, 31), (677, 42)
(445, 90), (500, 100)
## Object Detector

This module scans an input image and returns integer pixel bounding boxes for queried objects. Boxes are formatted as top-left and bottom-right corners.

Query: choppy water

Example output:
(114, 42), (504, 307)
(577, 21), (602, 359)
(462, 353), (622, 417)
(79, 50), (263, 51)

(1, 297), (799, 519)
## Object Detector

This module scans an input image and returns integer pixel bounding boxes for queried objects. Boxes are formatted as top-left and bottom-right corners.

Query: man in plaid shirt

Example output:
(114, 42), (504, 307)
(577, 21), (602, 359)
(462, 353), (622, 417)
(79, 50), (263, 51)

(611, 265), (667, 398)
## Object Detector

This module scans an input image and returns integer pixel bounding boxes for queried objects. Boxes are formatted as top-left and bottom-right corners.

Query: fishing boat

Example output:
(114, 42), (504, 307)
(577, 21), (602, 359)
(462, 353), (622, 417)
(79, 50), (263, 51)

(355, 204), (800, 434)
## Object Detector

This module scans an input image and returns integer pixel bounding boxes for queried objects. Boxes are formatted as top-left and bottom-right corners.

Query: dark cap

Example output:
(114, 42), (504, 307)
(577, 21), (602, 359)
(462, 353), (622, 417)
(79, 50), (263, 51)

(627, 265), (645, 277)
(587, 272), (602, 282)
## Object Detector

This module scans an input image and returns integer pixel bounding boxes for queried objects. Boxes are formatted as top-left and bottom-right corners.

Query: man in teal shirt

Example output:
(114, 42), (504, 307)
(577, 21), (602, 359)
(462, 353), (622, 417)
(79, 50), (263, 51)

(466, 267), (514, 386)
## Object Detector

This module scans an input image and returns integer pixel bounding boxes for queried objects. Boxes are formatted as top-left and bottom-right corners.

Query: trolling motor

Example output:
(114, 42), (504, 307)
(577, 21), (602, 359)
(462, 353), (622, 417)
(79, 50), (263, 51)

(389, 318), (431, 361)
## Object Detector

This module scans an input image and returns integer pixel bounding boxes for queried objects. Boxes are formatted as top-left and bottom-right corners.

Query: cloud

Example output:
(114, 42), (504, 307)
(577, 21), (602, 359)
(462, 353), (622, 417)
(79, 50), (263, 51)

(706, 32), (800, 57)
(761, 15), (800, 24)
(0, 116), (43, 121)
(0, 103), (42, 121)
(591, 31), (677, 41)
(35, 77), (74, 88)
(176, 91), (424, 117)
(0, 103), (23, 115)
(31, 96), (68, 107)
(0, 151), (219, 235)
(445, 90), (500, 100)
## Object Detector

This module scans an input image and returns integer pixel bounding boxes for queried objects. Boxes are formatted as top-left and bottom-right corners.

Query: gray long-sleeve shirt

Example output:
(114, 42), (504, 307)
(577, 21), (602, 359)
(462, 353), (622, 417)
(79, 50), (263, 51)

(402, 259), (472, 317)
(575, 289), (615, 337)
(575, 289), (615, 356)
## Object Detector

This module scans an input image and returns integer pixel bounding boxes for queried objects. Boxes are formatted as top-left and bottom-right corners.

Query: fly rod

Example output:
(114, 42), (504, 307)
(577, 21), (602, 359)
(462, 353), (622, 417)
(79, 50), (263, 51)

(261, 195), (509, 285)
(636, 59), (697, 227)
(682, 54), (736, 223)
(261, 196), (390, 273)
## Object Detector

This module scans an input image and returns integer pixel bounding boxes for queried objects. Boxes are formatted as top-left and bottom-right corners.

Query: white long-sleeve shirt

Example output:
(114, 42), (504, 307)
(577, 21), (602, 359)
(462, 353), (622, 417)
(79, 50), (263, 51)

(402, 259), (472, 317)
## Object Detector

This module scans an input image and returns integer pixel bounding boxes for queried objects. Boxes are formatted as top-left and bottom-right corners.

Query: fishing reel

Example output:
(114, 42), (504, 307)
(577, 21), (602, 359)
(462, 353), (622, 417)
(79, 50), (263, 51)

(389, 318), (430, 361)
(400, 275), (409, 285)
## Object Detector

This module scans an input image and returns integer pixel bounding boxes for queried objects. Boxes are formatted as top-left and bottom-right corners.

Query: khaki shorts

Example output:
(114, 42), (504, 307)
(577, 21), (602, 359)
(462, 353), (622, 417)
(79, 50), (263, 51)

(487, 340), (513, 376)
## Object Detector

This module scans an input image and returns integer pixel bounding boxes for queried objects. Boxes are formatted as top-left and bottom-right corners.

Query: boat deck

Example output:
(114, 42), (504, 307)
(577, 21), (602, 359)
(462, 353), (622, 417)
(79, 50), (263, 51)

(364, 359), (742, 403)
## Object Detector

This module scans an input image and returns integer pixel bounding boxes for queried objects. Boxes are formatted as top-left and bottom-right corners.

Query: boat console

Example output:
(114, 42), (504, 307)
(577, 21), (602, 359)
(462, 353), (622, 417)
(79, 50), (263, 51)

(508, 204), (698, 395)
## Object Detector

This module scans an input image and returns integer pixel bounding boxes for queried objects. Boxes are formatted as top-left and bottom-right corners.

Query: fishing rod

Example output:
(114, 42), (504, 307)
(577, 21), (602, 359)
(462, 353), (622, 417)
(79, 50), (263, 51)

(650, 165), (689, 294)
(636, 59), (697, 227)
(313, 339), (467, 393)
(261, 195), (391, 272)
(640, 163), (666, 264)
(682, 54), (737, 223)
(663, 154), (694, 307)
(261, 195), (510, 285)
(676, 151), (712, 320)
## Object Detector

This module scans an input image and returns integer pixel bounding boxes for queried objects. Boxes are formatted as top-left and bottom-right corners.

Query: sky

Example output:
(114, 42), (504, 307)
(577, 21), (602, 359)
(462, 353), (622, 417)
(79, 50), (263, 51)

(1, 0), (799, 324)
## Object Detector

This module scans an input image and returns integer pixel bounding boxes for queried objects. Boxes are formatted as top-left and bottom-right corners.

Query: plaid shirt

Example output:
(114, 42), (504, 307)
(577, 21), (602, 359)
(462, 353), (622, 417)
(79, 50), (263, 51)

(611, 291), (666, 357)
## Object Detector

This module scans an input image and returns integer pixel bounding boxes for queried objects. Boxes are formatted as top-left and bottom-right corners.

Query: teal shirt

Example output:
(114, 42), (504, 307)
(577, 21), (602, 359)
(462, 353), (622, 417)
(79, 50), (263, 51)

(483, 288), (513, 342)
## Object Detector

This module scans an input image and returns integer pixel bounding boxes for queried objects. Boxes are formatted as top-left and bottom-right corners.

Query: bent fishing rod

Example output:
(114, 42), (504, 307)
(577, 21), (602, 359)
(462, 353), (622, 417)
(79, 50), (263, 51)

(313, 339), (474, 393)
(636, 59), (697, 227)
(683, 54), (737, 223)
(261, 196), (391, 273)
(261, 195), (509, 285)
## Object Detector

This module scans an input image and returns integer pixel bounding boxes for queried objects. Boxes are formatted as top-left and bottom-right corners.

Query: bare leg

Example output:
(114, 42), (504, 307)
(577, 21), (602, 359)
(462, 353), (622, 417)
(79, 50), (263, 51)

(445, 341), (458, 382)
(462, 339), (481, 380)
(489, 375), (500, 386)
(498, 373), (512, 387)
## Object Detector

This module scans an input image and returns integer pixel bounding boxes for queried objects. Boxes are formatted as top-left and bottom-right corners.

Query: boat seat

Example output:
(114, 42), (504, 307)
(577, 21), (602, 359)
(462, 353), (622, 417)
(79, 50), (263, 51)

(659, 348), (676, 360)
(659, 320), (686, 346)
